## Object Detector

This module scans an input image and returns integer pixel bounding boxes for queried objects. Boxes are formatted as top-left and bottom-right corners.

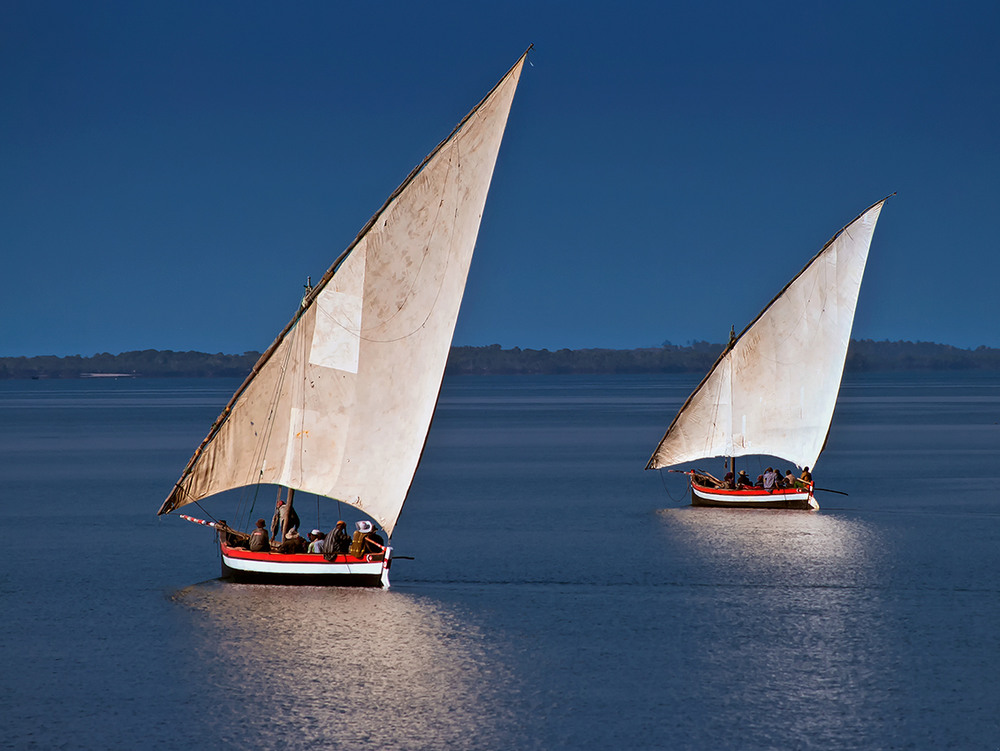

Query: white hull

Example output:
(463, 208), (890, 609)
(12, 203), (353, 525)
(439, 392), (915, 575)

(220, 543), (392, 588)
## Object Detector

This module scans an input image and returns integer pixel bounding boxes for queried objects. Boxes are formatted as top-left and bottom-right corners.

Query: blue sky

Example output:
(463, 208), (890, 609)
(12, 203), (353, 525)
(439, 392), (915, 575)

(2, 1), (998, 357)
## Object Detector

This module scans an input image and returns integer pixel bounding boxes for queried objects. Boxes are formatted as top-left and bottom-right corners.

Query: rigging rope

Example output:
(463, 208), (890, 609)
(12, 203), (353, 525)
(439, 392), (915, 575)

(659, 469), (688, 503)
(231, 319), (299, 532)
(192, 501), (219, 524)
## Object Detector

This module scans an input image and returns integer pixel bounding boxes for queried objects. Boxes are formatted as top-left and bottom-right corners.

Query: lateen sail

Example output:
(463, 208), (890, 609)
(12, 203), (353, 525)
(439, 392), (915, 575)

(647, 198), (888, 472)
(159, 53), (528, 536)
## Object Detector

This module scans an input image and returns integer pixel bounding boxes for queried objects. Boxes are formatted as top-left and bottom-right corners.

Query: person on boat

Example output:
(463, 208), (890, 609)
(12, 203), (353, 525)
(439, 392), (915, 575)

(762, 467), (779, 491)
(279, 527), (308, 554)
(270, 499), (300, 540)
(306, 529), (325, 554)
(800, 467), (813, 485)
(348, 522), (369, 558)
(321, 521), (351, 561)
(334, 522), (352, 550)
(366, 524), (385, 553)
(754, 474), (764, 488)
(784, 470), (801, 488)
(736, 470), (754, 488)
(248, 519), (270, 552)
(348, 520), (385, 558)
(723, 471), (735, 488)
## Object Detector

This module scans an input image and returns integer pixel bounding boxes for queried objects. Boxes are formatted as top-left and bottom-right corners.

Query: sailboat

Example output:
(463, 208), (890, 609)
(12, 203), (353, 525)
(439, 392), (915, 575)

(157, 50), (529, 586)
(646, 197), (891, 510)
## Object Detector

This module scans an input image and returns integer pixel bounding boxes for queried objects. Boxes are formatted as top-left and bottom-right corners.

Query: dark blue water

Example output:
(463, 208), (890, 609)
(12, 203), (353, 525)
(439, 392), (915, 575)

(2, 373), (999, 749)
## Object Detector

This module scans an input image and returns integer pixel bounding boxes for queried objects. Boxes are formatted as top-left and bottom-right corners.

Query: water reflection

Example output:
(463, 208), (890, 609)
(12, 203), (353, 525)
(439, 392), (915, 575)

(171, 584), (514, 750)
(656, 506), (884, 586)
(653, 508), (894, 747)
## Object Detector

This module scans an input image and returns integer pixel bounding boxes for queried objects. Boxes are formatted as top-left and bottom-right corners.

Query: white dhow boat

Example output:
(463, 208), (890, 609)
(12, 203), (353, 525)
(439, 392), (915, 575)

(158, 50), (529, 586)
(646, 197), (891, 510)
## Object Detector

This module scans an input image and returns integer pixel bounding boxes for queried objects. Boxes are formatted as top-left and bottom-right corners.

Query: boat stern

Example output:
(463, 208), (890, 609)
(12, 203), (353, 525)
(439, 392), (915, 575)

(380, 546), (393, 589)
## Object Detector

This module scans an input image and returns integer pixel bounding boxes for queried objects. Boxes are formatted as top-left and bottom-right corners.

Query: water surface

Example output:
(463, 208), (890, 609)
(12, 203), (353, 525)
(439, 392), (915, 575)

(2, 373), (998, 749)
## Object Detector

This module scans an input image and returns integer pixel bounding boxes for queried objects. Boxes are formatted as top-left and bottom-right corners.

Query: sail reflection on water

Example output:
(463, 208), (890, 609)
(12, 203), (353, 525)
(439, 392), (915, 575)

(171, 585), (516, 747)
(654, 507), (893, 739)
(657, 507), (886, 579)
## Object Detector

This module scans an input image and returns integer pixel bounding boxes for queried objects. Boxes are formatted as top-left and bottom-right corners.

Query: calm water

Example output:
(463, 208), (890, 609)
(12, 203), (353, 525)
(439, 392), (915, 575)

(2, 373), (999, 750)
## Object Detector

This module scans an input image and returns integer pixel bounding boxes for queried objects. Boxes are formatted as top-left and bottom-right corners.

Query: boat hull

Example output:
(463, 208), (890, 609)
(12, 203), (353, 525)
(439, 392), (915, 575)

(219, 542), (392, 587)
(690, 480), (818, 510)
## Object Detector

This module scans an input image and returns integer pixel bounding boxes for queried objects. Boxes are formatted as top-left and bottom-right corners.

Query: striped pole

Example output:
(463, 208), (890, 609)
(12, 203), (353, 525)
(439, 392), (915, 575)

(179, 514), (219, 528)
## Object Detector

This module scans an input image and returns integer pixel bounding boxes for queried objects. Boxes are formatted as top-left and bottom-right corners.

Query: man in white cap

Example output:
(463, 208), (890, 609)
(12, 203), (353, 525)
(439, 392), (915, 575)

(306, 529), (325, 554)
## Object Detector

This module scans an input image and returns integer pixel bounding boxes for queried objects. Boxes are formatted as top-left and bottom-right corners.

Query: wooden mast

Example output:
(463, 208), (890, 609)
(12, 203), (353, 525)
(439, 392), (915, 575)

(728, 326), (737, 483)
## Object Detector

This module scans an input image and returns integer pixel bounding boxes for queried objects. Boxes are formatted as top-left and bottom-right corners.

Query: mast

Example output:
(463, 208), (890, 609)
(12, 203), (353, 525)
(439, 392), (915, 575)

(727, 325), (736, 480)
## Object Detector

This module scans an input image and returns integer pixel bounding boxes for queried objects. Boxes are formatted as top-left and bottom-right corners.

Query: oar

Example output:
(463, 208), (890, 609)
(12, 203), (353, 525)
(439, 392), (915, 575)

(814, 487), (849, 496)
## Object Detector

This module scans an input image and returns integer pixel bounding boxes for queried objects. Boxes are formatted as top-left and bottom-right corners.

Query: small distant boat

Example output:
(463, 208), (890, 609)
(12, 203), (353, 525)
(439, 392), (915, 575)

(646, 197), (891, 509)
(157, 50), (529, 586)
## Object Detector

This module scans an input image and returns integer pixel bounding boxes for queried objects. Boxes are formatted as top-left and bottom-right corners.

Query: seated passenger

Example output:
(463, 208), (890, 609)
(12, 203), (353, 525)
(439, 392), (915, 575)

(800, 466), (813, 484)
(736, 470), (754, 488)
(322, 521), (351, 561)
(348, 521), (373, 558)
(307, 529), (325, 554)
(783, 470), (798, 488)
(723, 471), (735, 489)
(367, 524), (385, 554)
(279, 527), (308, 554)
(248, 519), (270, 552)
(762, 467), (778, 491)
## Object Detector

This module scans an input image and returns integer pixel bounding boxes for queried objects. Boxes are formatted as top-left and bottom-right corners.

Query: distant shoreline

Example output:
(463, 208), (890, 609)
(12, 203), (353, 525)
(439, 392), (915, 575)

(3, 340), (1000, 379)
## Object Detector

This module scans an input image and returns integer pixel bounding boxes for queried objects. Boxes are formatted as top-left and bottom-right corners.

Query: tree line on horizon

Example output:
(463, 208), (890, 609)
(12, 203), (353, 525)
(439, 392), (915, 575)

(445, 340), (1000, 375)
(2, 340), (1000, 380)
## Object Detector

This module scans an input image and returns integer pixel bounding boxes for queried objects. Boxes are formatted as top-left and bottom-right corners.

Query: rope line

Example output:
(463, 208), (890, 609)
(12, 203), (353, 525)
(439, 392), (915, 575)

(659, 469), (688, 503)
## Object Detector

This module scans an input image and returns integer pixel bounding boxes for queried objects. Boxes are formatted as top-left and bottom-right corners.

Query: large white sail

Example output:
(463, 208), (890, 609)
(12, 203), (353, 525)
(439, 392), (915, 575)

(647, 199), (887, 472)
(159, 53), (527, 536)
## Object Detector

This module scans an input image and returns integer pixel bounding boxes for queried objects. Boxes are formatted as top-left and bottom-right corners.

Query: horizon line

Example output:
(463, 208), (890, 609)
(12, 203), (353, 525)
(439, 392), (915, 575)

(3, 337), (999, 360)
